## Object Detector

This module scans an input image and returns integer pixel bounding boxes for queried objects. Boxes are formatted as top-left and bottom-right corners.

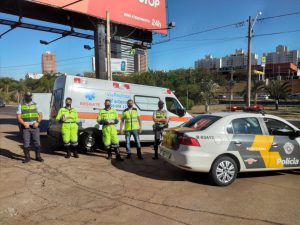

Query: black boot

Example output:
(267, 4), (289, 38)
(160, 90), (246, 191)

(114, 147), (123, 161)
(152, 145), (159, 160)
(72, 146), (79, 158)
(137, 148), (144, 160)
(35, 147), (44, 162)
(22, 148), (31, 163)
(106, 148), (112, 160)
(65, 146), (71, 159)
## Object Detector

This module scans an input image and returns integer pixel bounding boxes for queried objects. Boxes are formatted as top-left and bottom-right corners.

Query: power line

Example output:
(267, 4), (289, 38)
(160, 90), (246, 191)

(1, 60), (91, 72)
(152, 21), (246, 45)
(253, 28), (300, 38)
(0, 55), (93, 69)
(150, 28), (300, 56)
(150, 37), (246, 56)
(152, 10), (300, 45)
(258, 11), (300, 22)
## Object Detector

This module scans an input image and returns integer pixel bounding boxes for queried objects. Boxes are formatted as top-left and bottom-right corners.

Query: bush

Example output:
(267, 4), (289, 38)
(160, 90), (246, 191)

(178, 97), (194, 110)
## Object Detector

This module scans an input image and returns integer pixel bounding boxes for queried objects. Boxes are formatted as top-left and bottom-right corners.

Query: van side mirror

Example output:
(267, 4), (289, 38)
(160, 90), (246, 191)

(178, 108), (186, 117)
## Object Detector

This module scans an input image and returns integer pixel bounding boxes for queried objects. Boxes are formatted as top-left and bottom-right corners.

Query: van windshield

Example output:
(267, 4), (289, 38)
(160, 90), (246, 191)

(182, 115), (221, 131)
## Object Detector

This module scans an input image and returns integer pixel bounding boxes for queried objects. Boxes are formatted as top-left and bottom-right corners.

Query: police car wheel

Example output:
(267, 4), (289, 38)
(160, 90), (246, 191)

(210, 156), (237, 186)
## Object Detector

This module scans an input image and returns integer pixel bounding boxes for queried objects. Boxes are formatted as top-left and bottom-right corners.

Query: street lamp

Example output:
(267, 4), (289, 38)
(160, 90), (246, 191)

(247, 11), (262, 107)
(40, 40), (49, 45)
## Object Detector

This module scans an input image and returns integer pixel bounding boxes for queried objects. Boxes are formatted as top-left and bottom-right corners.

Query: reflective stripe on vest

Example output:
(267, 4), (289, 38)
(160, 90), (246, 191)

(123, 109), (139, 131)
(154, 110), (168, 126)
(60, 108), (78, 123)
(21, 104), (38, 122)
(99, 108), (117, 120)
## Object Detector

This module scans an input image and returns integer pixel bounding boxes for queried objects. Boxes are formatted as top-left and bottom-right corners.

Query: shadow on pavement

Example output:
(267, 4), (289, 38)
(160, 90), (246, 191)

(237, 171), (284, 179)
(0, 148), (24, 161)
(0, 118), (18, 125)
(111, 152), (212, 185)
(279, 170), (300, 175)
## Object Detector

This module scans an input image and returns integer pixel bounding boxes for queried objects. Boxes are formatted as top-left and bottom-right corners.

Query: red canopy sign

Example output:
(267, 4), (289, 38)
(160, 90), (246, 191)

(29, 0), (167, 34)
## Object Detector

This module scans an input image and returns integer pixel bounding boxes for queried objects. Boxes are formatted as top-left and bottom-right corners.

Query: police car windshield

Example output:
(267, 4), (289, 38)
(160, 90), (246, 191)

(182, 115), (221, 131)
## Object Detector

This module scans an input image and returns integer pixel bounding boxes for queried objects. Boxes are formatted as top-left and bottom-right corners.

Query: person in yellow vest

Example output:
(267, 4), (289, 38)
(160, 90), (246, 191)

(120, 99), (143, 159)
(16, 92), (44, 163)
(152, 100), (169, 160)
(97, 99), (123, 161)
(56, 97), (80, 158)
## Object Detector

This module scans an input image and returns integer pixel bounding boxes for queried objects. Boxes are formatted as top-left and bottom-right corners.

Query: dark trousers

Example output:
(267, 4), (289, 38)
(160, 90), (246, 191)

(22, 127), (40, 148)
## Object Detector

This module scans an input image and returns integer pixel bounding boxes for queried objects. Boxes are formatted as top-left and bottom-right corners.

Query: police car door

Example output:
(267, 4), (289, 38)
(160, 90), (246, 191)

(227, 117), (267, 169)
(262, 118), (300, 169)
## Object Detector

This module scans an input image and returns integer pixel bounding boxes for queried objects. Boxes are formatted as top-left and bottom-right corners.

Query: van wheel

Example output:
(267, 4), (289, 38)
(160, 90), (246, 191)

(210, 156), (237, 186)
(79, 132), (96, 153)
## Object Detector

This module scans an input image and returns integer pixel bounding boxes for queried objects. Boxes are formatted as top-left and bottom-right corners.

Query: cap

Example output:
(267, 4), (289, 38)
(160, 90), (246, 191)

(158, 100), (164, 105)
(24, 92), (32, 96)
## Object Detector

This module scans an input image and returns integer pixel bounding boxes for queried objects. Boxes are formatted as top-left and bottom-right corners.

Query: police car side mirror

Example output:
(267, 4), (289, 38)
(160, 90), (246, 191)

(294, 130), (300, 137)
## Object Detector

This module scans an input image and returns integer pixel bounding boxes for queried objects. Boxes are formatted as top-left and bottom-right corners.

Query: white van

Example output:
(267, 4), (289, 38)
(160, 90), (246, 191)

(32, 93), (52, 133)
(48, 75), (192, 151)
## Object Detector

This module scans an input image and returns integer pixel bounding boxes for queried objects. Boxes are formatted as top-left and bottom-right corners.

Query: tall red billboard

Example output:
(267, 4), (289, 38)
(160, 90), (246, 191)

(28, 0), (167, 34)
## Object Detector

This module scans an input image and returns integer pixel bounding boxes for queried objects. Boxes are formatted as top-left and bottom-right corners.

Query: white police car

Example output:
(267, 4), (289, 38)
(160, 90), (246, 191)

(160, 112), (300, 186)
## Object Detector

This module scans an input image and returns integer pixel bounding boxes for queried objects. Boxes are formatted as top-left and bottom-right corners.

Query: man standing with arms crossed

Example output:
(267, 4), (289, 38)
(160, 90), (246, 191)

(56, 97), (80, 158)
(16, 92), (44, 163)
(120, 99), (143, 159)
(97, 99), (123, 161)
(152, 100), (169, 160)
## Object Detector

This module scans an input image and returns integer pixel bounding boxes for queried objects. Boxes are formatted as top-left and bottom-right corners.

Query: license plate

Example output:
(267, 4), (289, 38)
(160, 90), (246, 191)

(160, 149), (172, 159)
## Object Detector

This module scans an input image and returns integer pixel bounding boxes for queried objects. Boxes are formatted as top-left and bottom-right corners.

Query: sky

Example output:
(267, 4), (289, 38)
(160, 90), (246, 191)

(0, 0), (300, 80)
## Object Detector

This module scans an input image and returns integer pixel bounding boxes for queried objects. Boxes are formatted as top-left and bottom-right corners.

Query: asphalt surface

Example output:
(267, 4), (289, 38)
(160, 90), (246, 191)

(0, 106), (300, 225)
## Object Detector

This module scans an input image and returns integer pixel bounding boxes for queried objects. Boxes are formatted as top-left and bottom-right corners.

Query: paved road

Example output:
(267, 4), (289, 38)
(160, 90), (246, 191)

(0, 106), (300, 225)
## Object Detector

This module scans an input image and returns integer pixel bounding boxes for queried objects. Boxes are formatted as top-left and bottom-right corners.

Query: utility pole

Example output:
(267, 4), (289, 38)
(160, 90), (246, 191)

(94, 22), (107, 79)
(230, 69), (234, 101)
(106, 11), (112, 81)
(186, 89), (189, 109)
(247, 16), (252, 107)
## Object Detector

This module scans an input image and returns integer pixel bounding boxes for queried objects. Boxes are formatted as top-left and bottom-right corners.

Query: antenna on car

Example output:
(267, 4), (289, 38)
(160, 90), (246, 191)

(258, 109), (266, 116)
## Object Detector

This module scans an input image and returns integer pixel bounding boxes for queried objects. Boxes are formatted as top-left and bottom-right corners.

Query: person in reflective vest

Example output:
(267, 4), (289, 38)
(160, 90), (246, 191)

(56, 97), (80, 158)
(152, 100), (169, 159)
(16, 92), (44, 163)
(97, 99), (123, 161)
(120, 99), (143, 159)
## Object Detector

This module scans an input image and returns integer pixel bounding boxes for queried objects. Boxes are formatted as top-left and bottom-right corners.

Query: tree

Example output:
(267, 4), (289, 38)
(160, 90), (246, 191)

(264, 80), (291, 110)
(240, 78), (265, 104)
(200, 80), (219, 112)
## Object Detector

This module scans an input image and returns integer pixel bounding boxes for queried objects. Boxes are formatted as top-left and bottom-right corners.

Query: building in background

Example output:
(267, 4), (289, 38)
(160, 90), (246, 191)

(194, 55), (222, 70)
(221, 49), (258, 69)
(263, 45), (300, 65)
(134, 49), (148, 73)
(111, 37), (134, 74)
(194, 50), (258, 71)
(25, 73), (43, 79)
(111, 37), (148, 74)
(42, 51), (56, 74)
